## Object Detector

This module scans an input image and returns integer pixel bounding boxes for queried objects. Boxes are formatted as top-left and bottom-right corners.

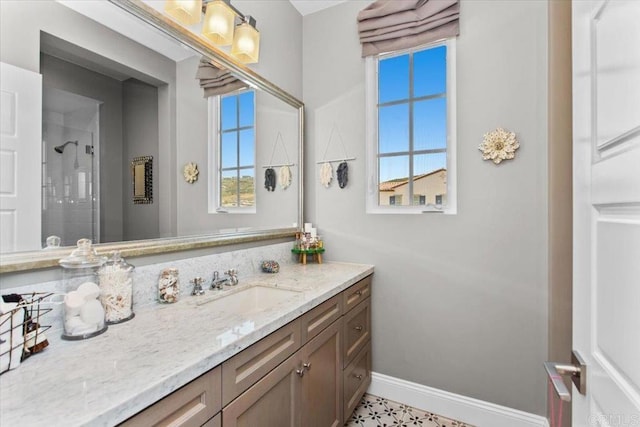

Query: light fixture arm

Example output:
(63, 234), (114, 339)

(202, 0), (257, 29)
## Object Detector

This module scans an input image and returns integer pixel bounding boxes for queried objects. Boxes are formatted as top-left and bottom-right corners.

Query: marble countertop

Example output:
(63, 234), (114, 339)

(0, 262), (373, 426)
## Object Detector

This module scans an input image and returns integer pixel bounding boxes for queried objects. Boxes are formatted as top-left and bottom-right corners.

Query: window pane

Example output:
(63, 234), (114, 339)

(379, 104), (409, 154)
(414, 98), (447, 151)
(238, 169), (255, 207)
(413, 153), (447, 206)
(221, 170), (238, 207)
(414, 45), (446, 97)
(221, 132), (238, 168)
(379, 155), (410, 206)
(239, 129), (254, 167)
(379, 54), (409, 103)
(221, 95), (237, 130)
(238, 91), (254, 127)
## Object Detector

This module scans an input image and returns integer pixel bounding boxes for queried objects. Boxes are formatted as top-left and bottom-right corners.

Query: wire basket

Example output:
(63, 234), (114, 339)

(0, 292), (53, 375)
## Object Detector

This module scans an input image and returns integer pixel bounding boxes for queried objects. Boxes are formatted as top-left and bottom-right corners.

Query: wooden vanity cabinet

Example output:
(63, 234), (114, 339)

(121, 275), (372, 427)
(223, 278), (371, 427)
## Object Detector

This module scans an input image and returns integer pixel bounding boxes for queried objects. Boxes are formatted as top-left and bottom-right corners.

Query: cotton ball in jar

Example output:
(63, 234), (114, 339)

(64, 291), (85, 317)
(80, 299), (105, 327)
(77, 282), (101, 301)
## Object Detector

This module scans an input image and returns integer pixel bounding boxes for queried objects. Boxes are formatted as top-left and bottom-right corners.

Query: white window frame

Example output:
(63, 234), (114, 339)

(365, 38), (457, 214)
(208, 90), (257, 214)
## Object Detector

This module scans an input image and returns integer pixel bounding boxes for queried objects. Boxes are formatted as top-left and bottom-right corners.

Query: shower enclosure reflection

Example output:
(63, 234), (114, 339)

(42, 87), (100, 247)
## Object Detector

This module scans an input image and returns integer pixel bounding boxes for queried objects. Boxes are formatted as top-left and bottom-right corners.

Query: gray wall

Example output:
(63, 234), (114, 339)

(303, 0), (549, 416)
(40, 54), (125, 243)
(123, 79), (160, 241)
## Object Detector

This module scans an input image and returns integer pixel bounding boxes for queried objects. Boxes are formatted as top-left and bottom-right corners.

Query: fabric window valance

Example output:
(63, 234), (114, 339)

(195, 58), (248, 97)
(357, 0), (459, 57)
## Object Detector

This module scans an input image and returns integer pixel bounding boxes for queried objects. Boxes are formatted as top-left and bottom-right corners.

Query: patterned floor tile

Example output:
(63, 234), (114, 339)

(344, 394), (475, 427)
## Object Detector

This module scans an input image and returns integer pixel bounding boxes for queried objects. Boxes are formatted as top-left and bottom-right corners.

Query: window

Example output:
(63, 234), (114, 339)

(365, 40), (456, 214)
(209, 90), (256, 213)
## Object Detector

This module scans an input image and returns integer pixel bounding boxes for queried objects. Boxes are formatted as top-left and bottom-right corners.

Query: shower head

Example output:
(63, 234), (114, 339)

(54, 140), (78, 154)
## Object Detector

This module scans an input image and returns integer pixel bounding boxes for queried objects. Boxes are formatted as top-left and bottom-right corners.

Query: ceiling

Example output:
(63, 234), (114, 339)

(289, 0), (349, 16)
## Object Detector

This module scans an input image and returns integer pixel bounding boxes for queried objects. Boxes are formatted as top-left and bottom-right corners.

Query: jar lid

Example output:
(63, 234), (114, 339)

(59, 239), (107, 268)
(100, 251), (134, 273)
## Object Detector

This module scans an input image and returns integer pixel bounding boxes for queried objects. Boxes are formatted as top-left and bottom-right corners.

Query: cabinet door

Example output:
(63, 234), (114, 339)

(300, 320), (343, 427)
(222, 353), (301, 427)
(202, 413), (221, 427)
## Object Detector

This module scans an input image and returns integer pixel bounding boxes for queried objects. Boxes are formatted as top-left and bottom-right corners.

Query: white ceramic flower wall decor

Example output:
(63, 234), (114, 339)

(479, 127), (520, 164)
(183, 162), (199, 183)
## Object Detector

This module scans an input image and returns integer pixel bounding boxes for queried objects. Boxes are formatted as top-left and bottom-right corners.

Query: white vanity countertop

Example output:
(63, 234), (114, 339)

(0, 261), (373, 426)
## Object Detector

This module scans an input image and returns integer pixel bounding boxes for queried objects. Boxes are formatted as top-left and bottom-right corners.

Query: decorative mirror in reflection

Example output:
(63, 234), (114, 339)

(0, 0), (302, 265)
(132, 156), (153, 205)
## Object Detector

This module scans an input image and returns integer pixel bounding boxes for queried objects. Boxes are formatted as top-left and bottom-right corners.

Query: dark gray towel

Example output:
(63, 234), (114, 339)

(337, 162), (348, 189)
(265, 168), (276, 191)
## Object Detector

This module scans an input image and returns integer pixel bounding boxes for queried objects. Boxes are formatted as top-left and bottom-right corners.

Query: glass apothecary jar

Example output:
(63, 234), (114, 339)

(158, 268), (179, 303)
(98, 251), (135, 324)
(59, 239), (108, 340)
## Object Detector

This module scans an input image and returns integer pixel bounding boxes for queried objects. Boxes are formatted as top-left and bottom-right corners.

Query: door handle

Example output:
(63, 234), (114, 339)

(544, 350), (587, 401)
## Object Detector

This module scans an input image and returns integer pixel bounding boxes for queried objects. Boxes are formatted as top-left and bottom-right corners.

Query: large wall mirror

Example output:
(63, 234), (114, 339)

(0, 0), (303, 272)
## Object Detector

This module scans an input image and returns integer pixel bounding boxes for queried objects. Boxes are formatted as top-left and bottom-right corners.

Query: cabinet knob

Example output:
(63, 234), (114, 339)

(303, 362), (312, 370)
(354, 325), (363, 332)
(355, 290), (363, 296)
(296, 368), (305, 377)
(353, 374), (363, 380)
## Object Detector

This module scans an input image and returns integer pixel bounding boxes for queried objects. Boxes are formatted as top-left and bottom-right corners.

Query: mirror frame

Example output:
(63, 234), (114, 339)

(132, 155), (153, 204)
(0, 0), (304, 274)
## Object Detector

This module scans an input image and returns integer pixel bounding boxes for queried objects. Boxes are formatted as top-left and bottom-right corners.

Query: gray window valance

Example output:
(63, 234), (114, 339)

(357, 0), (459, 57)
(196, 58), (248, 97)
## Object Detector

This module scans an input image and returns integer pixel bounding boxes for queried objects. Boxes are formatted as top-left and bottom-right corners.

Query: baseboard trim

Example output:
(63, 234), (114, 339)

(368, 372), (549, 427)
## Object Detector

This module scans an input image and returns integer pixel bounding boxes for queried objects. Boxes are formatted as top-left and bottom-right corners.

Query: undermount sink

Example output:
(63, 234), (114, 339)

(194, 286), (301, 314)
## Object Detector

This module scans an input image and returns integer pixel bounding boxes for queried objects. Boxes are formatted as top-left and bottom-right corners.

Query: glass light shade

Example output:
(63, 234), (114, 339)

(164, 0), (203, 26)
(202, 1), (235, 46)
(231, 22), (260, 64)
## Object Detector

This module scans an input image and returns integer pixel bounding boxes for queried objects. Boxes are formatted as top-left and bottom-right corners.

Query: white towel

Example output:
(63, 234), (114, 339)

(0, 301), (25, 372)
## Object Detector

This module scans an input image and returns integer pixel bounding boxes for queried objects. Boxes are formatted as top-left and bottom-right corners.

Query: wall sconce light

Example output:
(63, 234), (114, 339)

(230, 16), (260, 64)
(164, 0), (260, 64)
(164, 0), (203, 26)
(202, 0), (235, 45)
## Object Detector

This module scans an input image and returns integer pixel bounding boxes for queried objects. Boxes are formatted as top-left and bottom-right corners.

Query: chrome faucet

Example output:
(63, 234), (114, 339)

(210, 269), (239, 289)
(191, 277), (205, 296)
(225, 269), (239, 286)
(210, 271), (226, 290)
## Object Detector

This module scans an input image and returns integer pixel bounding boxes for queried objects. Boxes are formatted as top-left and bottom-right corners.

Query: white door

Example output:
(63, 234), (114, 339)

(0, 62), (42, 252)
(573, 0), (640, 426)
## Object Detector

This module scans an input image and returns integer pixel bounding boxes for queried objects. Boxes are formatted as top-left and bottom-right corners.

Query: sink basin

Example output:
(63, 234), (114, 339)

(195, 286), (301, 314)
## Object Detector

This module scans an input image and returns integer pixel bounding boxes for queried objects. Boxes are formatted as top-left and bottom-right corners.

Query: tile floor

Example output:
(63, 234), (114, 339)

(345, 394), (475, 427)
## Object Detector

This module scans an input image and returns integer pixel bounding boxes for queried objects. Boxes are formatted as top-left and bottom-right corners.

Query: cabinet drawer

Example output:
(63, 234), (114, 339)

(120, 366), (221, 427)
(343, 341), (371, 423)
(300, 294), (342, 343)
(342, 297), (370, 367)
(222, 319), (301, 406)
(343, 275), (371, 313)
